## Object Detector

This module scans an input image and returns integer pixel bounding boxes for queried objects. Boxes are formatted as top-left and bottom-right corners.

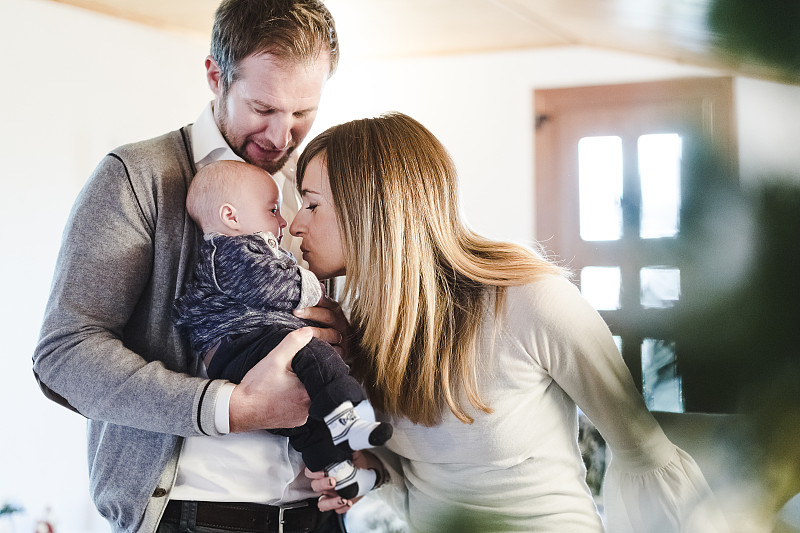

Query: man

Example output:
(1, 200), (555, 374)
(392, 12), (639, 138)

(32, 2), (350, 532)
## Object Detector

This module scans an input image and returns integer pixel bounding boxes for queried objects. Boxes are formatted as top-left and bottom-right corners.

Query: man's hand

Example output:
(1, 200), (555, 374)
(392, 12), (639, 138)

(294, 294), (351, 359)
(228, 328), (312, 432)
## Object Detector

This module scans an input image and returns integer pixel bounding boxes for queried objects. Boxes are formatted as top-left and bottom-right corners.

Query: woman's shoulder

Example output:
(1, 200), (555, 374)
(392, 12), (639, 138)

(504, 273), (582, 309)
(501, 274), (603, 333)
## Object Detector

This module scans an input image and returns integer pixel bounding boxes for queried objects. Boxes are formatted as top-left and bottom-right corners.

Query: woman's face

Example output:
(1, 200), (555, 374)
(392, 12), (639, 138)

(289, 153), (346, 280)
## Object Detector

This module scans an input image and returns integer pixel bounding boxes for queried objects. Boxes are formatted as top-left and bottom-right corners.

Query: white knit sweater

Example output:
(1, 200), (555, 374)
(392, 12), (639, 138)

(375, 275), (728, 533)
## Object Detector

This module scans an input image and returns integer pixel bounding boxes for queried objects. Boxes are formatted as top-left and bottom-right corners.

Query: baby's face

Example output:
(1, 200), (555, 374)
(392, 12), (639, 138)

(235, 173), (287, 241)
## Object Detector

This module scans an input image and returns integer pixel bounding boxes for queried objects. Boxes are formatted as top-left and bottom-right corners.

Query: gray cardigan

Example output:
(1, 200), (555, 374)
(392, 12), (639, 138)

(33, 127), (229, 533)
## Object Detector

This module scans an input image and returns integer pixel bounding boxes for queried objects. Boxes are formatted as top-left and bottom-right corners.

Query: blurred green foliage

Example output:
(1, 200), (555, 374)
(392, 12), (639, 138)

(708, 0), (800, 79)
(674, 125), (800, 516)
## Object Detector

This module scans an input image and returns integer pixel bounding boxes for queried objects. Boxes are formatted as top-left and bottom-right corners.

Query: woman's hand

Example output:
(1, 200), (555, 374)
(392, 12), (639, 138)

(306, 467), (355, 514)
(307, 450), (385, 513)
(295, 294), (352, 359)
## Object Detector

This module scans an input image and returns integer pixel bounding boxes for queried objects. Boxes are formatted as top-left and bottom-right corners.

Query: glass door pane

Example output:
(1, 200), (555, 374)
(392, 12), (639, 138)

(580, 266), (621, 310)
(640, 266), (680, 308)
(642, 339), (684, 412)
(578, 136), (623, 241)
(638, 133), (682, 239)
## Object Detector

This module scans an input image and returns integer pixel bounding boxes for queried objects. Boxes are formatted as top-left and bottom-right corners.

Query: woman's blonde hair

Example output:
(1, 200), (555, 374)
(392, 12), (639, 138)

(297, 112), (563, 426)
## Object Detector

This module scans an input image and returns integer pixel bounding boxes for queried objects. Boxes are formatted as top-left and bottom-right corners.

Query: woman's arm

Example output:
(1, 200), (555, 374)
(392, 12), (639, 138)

(513, 276), (663, 450)
(513, 276), (728, 533)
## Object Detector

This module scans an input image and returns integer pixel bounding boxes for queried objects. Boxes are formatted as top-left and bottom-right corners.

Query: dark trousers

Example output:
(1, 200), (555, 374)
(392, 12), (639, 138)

(208, 325), (366, 471)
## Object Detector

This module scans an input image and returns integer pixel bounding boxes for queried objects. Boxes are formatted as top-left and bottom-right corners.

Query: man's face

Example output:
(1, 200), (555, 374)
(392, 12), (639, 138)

(207, 52), (330, 174)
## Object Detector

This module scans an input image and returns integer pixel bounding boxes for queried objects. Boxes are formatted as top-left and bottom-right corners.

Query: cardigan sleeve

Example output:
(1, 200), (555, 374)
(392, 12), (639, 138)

(509, 276), (730, 533)
(32, 153), (226, 437)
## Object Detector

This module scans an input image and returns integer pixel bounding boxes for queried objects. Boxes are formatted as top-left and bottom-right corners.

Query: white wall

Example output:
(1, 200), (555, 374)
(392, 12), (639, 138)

(2, 0), (798, 532)
(0, 1), (210, 532)
(736, 77), (800, 185)
(314, 46), (722, 245)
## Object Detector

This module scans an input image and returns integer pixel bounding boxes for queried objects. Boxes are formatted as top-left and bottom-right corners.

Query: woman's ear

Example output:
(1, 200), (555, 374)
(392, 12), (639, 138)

(219, 203), (239, 232)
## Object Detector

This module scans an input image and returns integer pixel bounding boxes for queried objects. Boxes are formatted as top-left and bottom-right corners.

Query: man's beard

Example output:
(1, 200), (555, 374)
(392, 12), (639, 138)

(215, 97), (293, 174)
(254, 148), (292, 175)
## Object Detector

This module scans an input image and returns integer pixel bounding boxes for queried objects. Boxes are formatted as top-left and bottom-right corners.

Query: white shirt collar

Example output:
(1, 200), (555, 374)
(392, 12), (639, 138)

(191, 101), (244, 169)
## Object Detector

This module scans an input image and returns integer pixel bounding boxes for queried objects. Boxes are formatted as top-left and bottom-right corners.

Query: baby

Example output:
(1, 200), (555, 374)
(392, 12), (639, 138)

(173, 160), (391, 498)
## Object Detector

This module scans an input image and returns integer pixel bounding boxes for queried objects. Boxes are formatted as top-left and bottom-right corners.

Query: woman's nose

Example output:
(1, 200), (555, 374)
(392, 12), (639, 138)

(289, 213), (304, 236)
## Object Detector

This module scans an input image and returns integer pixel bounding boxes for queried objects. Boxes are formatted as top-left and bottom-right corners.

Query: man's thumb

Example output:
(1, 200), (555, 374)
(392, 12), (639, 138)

(271, 328), (313, 367)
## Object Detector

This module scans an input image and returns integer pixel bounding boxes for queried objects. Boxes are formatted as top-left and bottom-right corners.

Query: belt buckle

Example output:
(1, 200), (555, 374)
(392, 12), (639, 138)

(278, 500), (309, 533)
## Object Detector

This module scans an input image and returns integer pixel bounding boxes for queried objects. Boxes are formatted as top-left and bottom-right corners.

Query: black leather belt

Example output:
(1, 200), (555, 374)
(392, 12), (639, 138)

(162, 499), (332, 533)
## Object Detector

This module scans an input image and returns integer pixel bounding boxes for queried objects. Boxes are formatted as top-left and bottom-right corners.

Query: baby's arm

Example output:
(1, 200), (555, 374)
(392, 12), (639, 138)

(214, 234), (322, 312)
(296, 266), (324, 309)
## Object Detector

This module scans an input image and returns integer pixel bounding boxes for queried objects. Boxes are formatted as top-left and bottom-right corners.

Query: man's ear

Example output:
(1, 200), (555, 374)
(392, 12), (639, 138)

(219, 203), (239, 232)
(205, 55), (223, 98)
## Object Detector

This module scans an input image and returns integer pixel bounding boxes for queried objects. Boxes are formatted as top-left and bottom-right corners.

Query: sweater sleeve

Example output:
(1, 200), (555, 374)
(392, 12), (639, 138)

(509, 277), (729, 533)
(32, 153), (225, 437)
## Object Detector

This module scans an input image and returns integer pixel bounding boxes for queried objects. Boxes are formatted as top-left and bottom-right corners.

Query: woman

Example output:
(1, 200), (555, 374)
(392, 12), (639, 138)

(290, 112), (728, 532)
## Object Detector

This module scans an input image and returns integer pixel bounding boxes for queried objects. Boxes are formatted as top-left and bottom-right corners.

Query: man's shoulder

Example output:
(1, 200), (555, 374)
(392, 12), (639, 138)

(90, 125), (196, 219)
(109, 126), (195, 178)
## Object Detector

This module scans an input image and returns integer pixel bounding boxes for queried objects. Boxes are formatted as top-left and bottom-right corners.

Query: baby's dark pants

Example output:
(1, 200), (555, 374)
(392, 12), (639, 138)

(207, 325), (366, 471)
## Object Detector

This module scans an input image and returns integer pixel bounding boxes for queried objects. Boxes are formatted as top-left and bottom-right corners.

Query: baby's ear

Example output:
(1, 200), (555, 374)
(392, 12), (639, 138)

(219, 203), (239, 231)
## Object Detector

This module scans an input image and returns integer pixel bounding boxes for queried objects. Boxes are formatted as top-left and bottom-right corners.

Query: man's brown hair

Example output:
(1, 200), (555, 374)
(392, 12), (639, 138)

(211, 0), (339, 92)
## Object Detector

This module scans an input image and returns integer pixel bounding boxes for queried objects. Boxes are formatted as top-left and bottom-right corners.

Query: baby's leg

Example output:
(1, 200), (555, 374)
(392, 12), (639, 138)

(291, 336), (392, 452)
(323, 401), (392, 452)
(324, 460), (377, 500)
(289, 419), (376, 499)
(206, 325), (288, 381)
(214, 326), (393, 453)
(290, 336), (363, 418)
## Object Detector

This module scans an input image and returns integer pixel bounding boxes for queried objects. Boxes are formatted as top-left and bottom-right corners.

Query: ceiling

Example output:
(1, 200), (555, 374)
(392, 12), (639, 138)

(47, 0), (792, 82)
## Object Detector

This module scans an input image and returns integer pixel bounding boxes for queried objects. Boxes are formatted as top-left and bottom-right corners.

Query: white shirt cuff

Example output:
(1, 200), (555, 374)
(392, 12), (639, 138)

(215, 382), (237, 434)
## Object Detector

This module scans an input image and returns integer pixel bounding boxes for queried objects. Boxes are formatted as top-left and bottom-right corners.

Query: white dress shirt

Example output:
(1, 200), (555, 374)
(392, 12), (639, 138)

(168, 102), (315, 505)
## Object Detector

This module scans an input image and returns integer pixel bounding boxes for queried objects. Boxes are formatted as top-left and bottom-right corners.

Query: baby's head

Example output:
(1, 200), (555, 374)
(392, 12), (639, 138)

(187, 160), (286, 238)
